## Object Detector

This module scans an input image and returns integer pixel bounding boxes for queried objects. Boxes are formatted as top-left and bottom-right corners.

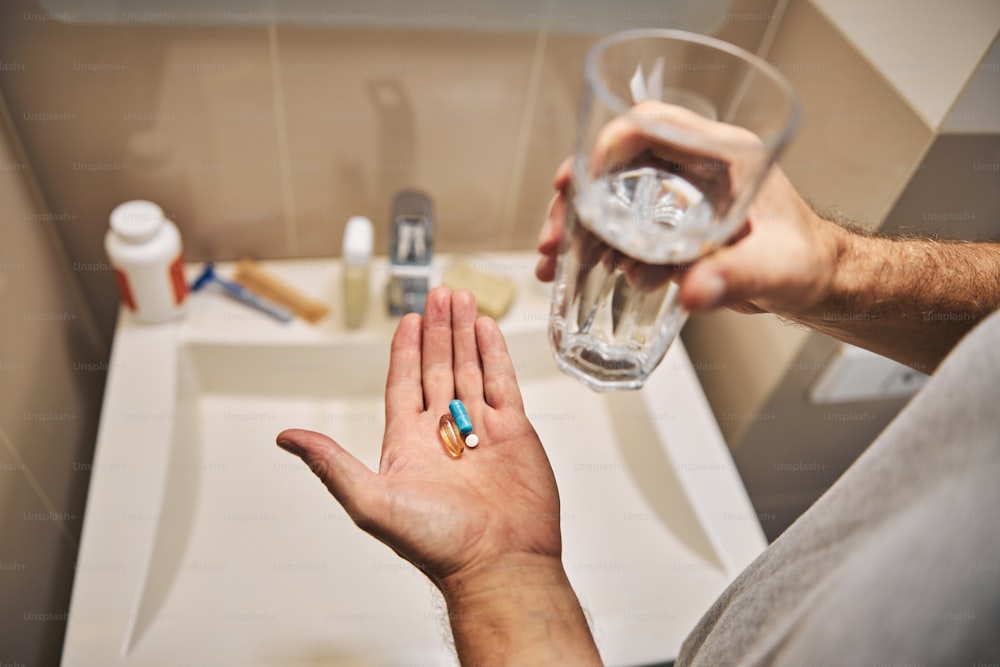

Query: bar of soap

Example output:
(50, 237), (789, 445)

(442, 261), (517, 320)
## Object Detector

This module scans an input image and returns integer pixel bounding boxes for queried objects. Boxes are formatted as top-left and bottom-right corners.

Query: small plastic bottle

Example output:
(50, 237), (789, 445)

(104, 200), (187, 322)
(342, 216), (373, 329)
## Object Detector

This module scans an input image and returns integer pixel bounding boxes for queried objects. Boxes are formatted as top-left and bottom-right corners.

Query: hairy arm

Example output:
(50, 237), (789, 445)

(787, 224), (1000, 372)
(441, 554), (601, 667)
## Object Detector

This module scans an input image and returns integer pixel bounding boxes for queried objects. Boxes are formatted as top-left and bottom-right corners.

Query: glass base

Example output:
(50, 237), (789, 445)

(552, 341), (650, 392)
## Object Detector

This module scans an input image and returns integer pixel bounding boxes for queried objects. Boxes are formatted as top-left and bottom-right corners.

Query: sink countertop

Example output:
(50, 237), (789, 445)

(64, 252), (767, 667)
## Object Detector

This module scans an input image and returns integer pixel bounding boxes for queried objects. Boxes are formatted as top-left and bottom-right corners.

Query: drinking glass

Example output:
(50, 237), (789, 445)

(549, 29), (801, 391)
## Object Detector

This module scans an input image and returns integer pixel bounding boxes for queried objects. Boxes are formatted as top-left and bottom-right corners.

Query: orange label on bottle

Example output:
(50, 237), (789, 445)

(113, 267), (137, 312)
(169, 254), (188, 305)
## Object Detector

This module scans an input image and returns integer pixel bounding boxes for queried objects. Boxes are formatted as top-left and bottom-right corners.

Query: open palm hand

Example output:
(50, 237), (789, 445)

(277, 288), (562, 589)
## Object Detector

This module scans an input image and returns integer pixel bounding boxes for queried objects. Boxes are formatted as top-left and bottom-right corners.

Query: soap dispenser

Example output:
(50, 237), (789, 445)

(342, 216), (373, 329)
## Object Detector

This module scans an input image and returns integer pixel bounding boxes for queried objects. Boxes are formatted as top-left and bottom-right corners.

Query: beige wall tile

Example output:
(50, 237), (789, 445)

(943, 34), (1000, 134)
(768, 0), (933, 227)
(277, 26), (539, 259)
(507, 32), (594, 250)
(883, 134), (1000, 240)
(682, 311), (811, 445)
(0, 444), (78, 666)
(714, 0), (780, 54)
(811, 0), (1000, 128)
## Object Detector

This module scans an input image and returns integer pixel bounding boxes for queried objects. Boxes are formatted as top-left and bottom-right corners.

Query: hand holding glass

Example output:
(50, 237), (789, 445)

(548, 29), (801, 391)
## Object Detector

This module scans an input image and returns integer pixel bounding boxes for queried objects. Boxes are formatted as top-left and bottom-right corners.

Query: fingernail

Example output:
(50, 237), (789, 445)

(276, 438), (297, 453)
(699, 274), (726, 310)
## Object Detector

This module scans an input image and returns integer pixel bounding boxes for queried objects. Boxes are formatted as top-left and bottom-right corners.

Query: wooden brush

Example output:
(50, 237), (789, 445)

(232, 259), (330, 324)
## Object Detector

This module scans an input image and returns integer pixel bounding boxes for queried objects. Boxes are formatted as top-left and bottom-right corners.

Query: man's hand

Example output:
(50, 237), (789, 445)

(536, 101), (846, 320)
(277, 288), (559, 586)
(276, 287), (601, 665)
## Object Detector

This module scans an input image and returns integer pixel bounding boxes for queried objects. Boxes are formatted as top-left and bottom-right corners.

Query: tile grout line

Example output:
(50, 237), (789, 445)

(725, 0), (790, 124)
(499, 29), (549, 249)
(755, 0), (790, 60)
(0, 423), (77, 551)
(268, 23), (299, 256)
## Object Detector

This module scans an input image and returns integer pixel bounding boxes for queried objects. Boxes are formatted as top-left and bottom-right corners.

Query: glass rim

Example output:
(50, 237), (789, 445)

(584, 28), (802, 153)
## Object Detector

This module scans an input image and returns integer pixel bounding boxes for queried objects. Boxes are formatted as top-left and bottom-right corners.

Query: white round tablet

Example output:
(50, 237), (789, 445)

(465, 433), (479, 448)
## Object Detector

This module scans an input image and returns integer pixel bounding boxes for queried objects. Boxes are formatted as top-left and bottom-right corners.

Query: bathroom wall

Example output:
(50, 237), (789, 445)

(0, 0), (779, 346)
(0, 96), (105, 666)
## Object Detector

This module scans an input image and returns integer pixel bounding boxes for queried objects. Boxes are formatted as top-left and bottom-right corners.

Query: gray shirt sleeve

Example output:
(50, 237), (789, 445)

(677, 311), (1000, 667)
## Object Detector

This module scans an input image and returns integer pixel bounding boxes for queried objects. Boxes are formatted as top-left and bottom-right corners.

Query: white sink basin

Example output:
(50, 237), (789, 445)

(64, 255), (765, 667)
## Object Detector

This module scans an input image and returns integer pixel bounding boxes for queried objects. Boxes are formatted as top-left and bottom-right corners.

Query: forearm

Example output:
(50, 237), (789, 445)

(440, 554), (602, 667)
(789, 223), (1000, 372)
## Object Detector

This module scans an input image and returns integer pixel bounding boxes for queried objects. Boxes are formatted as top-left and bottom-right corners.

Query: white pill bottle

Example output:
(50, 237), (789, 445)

(104, 200), (188, 322)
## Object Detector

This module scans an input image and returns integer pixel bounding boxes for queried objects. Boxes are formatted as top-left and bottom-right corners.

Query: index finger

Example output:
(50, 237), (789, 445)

(385, 313), (424, 420)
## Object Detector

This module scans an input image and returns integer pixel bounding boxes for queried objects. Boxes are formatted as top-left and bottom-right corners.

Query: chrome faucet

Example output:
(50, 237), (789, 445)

(387, 189), (433, 315)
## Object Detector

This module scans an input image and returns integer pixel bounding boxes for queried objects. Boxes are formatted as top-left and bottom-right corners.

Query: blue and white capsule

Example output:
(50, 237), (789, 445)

(449, 399), (473, 436)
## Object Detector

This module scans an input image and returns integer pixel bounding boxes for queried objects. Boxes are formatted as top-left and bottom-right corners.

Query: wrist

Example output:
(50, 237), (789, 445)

(439, 552), (574, 622)
(438, 554), (601, 666)
(439, 552), (564, 598)
(790, 215), (869, 324)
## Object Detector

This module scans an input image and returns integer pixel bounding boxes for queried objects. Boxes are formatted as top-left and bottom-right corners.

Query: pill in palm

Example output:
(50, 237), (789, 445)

(439, 414), (464, 458)
(449, 399), (473, 435)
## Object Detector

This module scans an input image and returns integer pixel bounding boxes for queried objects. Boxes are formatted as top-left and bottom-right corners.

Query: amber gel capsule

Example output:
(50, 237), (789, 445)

(439, 414), (465, 457)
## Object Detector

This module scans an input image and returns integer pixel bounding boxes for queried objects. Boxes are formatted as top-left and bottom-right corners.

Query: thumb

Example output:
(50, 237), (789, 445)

(678, 244), (768, 312)
(276, 428), (380, 524)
